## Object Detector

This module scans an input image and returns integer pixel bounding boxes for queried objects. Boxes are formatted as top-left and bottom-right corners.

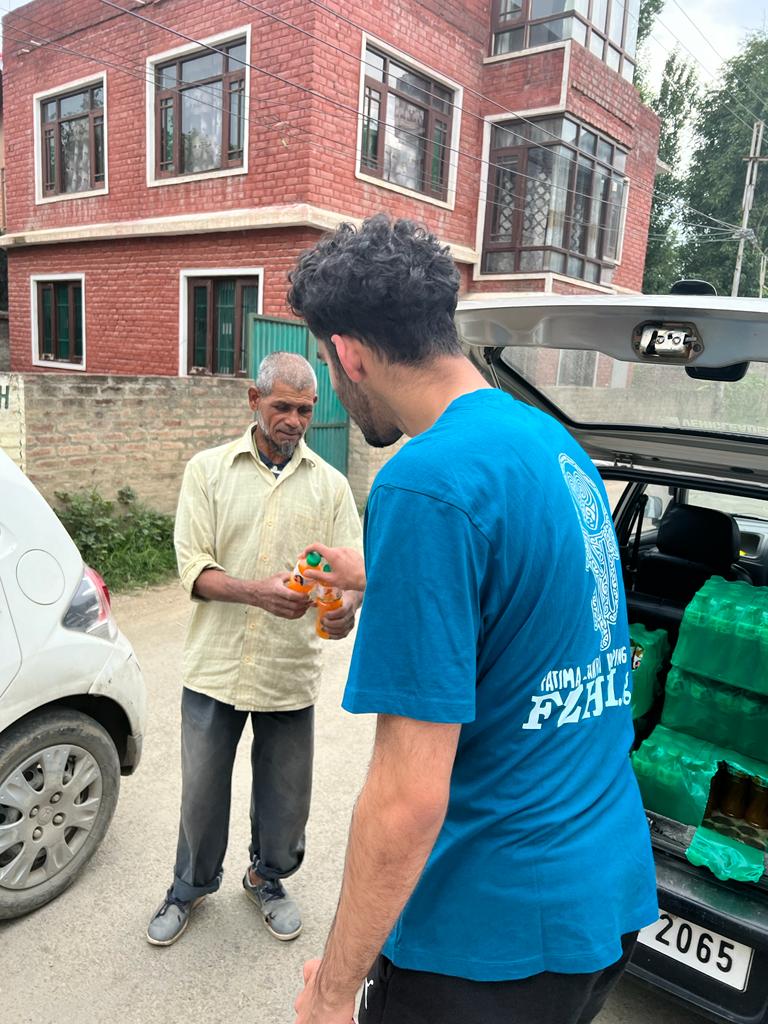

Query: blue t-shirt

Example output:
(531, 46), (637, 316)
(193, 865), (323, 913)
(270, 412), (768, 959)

(343, 388), (658, 982)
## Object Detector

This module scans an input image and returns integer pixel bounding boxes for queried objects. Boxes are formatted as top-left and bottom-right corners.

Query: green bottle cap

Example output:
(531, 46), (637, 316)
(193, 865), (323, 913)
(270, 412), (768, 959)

(306, 551), (322, 567)
(323, 563), (332, 573)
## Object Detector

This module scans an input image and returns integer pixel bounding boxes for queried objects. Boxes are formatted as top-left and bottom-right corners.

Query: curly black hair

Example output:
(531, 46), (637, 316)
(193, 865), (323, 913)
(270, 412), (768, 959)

(287, 213), (462, 365)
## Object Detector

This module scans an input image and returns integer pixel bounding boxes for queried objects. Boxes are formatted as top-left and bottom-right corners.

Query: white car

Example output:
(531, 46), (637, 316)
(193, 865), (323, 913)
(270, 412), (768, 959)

(0, 450), (146, 919)
(456, 287), (768, 1024)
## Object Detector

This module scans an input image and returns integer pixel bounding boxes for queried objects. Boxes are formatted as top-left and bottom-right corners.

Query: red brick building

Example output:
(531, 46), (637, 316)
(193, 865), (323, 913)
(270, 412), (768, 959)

(1, 0), (658, 379)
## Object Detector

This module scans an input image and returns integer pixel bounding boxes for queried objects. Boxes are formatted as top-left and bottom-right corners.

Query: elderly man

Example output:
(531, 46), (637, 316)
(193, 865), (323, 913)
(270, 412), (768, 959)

(146, 352), (363, 947)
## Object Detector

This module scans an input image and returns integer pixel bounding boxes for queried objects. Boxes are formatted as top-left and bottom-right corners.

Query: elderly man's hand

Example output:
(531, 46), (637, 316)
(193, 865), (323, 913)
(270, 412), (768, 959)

(294, 959), (355, 1024)
(318, 593), (359, 639)
(249, 573), (313, 619)
(300, 544), (366, 593)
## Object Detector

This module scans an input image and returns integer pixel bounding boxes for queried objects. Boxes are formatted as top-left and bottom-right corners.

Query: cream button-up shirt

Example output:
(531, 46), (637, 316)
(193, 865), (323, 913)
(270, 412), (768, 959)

(174, 425), (363, 712)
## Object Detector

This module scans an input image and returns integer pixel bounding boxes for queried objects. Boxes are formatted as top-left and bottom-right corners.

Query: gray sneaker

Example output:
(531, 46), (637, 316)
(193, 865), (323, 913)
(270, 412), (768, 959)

(146, 890), (205, 946)
(243, 871), (302, 941)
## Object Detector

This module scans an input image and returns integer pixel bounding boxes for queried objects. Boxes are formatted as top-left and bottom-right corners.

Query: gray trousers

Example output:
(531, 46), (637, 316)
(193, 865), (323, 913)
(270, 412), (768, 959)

(171, 687), (314, 902)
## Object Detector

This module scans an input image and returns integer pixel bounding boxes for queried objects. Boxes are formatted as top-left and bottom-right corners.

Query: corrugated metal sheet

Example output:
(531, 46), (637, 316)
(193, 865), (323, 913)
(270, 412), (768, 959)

(247, 315), (349, 474)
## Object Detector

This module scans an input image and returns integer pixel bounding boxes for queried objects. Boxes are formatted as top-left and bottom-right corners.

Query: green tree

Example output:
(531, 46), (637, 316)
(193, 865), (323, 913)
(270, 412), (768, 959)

(634, 0), (665, 102)
(642, 51), (699, 293)
(682, 33), (768, 295)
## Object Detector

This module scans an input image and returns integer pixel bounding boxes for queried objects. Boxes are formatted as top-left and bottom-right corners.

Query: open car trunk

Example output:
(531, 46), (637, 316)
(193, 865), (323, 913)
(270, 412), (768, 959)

(456, 295), (768, 1021)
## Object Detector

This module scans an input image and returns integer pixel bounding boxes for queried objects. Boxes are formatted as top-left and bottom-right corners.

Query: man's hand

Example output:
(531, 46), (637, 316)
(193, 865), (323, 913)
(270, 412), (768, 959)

(294, 959), (355, 1024)
(318, 593), (359, 640)
(250, 573), (313, 619)
(301, 543), (366, 592)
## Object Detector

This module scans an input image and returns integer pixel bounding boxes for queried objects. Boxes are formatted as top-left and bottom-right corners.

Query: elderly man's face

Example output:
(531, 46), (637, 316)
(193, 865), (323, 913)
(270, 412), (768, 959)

(249, 382), (317, 457)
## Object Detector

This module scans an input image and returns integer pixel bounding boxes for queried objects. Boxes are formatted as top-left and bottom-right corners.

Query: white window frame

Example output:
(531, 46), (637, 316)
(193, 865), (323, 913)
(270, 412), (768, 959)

(30, 273), (87, 371)
(146, 25), (252, 188)
(33, 73), (108, 206)
(178, 267), (264, 376)
(355, 33), (463, 211)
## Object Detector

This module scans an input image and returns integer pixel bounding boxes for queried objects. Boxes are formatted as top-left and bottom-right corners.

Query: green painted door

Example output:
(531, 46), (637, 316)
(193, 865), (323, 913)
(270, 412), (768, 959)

(247, 314), (349, 475)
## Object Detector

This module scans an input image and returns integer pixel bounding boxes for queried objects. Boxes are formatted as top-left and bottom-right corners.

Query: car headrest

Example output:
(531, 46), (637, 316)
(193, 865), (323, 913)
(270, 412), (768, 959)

(657, 502), (740, 572)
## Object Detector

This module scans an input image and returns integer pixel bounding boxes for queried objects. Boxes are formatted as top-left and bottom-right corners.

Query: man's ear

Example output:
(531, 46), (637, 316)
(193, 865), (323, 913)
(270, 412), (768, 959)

(248, 386), (260, 411)
(330, 333), (367, 383)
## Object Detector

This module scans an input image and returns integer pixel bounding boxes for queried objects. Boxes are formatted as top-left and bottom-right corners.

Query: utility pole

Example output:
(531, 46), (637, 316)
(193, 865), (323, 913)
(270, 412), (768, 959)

(732, 120), (765, 297)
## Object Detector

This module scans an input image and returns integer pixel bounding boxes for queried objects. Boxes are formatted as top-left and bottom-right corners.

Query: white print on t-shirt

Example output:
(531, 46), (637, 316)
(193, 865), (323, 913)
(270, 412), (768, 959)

(364, 977), (374, 1009)
(522, 645), (631, 730)
(558, 453), (619, 652)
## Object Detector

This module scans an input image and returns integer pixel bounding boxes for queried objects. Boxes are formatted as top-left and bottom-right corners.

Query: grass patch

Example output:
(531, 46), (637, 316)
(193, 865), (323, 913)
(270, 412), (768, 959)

(55, 487), (177, 592)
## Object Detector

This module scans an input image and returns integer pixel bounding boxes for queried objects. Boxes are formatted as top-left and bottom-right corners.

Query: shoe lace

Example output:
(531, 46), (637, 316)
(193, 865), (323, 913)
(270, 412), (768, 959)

(161, 889), (190, 914)
(259, 879), (286, 904)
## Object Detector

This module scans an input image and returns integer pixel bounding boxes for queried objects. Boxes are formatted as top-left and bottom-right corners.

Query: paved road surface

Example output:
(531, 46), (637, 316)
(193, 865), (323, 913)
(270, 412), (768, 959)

(0, 584), (707, 1024)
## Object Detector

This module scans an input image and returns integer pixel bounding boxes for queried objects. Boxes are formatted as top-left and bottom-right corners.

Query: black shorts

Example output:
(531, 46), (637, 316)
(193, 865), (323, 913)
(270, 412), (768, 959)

(357, 932), (638, 1024)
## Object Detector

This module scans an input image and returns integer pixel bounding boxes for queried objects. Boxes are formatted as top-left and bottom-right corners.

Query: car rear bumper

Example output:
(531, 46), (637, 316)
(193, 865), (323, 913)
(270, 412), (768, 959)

(628, 849), (768, 1023)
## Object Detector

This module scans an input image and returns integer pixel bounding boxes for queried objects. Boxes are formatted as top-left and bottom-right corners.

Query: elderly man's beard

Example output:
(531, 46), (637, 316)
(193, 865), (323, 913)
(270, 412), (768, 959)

(255, 411), (300, 457)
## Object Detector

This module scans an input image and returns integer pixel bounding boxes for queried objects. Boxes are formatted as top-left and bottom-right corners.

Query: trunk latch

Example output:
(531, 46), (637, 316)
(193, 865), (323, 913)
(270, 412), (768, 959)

(633, 321), (703, 362)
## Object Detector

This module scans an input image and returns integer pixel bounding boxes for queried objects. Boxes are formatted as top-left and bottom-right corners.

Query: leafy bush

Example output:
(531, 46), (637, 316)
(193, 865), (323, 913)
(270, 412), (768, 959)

(54, 487), (177, 591)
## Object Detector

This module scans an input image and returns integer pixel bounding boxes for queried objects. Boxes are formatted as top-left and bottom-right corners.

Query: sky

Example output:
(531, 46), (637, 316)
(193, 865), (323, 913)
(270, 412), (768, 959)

(0, 0), (766, 97)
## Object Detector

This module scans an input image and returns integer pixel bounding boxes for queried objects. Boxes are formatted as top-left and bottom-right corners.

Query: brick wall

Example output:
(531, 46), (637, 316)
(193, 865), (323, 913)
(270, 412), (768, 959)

(0, 373), (26, 468)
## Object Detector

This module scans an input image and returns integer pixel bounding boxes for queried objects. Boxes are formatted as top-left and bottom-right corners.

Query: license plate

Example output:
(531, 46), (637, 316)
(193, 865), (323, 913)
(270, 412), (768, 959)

(638, 910), (754, 991)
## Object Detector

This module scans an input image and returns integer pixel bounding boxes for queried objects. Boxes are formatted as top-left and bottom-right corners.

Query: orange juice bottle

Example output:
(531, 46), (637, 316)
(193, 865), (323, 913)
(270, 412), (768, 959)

(286, 550), (322, 594)
(316, 564), (343, 639)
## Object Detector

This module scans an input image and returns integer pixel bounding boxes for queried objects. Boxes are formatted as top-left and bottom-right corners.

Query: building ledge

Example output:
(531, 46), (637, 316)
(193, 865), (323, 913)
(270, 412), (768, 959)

(0, 203), (479, 264)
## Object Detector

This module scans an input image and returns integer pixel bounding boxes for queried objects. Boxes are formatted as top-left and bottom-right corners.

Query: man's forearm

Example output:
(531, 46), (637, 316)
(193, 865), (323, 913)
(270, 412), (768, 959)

(314, 768), (446, 1009)
(193, 568), (258, 605)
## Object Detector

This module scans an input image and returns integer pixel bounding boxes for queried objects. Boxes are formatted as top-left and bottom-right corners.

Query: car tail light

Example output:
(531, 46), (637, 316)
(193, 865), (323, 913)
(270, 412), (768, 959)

(62, 564), (118, 641)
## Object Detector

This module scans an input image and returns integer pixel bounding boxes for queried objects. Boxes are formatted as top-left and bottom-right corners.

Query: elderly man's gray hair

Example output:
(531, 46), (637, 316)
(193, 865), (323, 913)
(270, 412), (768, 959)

(255, 351), (317, 395)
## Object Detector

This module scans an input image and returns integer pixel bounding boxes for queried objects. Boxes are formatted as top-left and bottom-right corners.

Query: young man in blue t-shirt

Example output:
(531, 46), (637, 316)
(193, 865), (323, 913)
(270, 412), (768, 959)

(287, 215), (658, 1024)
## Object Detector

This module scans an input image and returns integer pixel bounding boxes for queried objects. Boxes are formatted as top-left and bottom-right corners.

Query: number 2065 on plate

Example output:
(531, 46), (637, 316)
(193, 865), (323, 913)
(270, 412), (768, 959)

(638, 911), (754, 991)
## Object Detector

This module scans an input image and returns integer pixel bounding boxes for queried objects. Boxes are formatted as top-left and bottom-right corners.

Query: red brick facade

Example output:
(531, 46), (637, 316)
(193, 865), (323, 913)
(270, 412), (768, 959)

(2, 0), (659, 376)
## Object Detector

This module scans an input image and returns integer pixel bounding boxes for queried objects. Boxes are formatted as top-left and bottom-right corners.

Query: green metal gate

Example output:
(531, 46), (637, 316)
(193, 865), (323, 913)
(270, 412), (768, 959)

(247, 314), (349, 475)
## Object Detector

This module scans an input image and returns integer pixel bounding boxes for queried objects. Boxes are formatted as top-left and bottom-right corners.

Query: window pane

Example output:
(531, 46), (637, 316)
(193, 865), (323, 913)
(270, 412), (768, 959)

(572, 18), (588, 44)
(613, 149), (627, 173)
(529, 117), (562, 144)
(591, 0), (608, 32)
(361, 86), (381, 170)
(606, 45), (621, 71)
(531, 0), (581, 16)
(520, 249), (545, 271)
(181, 81), (223, 173)
(596, 138), (613, 164)
(94, 117), (105, 183)
(622, 59), (636, 83)
(489, 154), (521, 243)
(383, 94), (426, 191)
(588, 168), (609, 258)
(44, 129), (56, 191)
(494, 123), (528, 148)
(92, 85), (104, 110)
(568, 156), (593, 255)
(227, 42), (246, 68)
(160, 98), (174, 171)
(215, 279), (236, 375)
(562, 118), (579, 144)
(55, 283), (70, 360)
(603, 176), (626, 260)
(522, 147), (554, 247)
(546, 250), (566, 273)
(388, 61), (431, 106)
(192, 286), (208, 368)
(580, 128), (597, 154)
(484, 252), (518, 273)
(557, 349), (596, 385)
(547, 145), (573, 248)
(431, 121), (448, 194)
(589, 31), (605, 58)
(364, 48), (386, 81)
(624, 3), (639, 54)
(59, 90), (90, 117)
(531, 17), (576, 45)
(240, 284), (260, 368)
(73, 286), (83, 359)
(158, 64), (177, 89)
(228, 80), (245, 160)
(608, 0), (624, 44)
(498, 0), (524, 20)
(584, 261), (600, 283)
(493, 28), (525, 54)
(181, 51), (222, 83)
(432, 84), (453, 114)
(60, 117), (92, 193)
(42, 100), (57, 122)
(41, 287), (53, 356)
